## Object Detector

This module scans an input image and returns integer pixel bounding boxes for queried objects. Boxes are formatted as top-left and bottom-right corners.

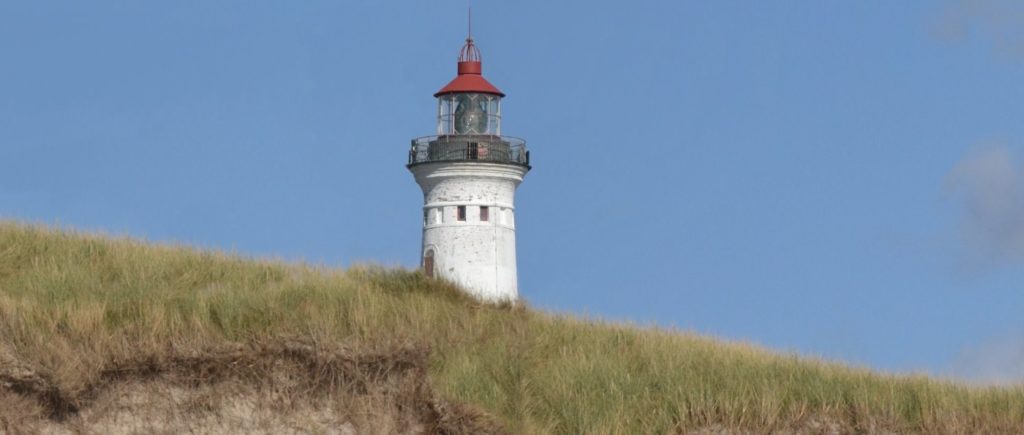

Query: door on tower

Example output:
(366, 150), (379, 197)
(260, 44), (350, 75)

(423, 249), (435, 278)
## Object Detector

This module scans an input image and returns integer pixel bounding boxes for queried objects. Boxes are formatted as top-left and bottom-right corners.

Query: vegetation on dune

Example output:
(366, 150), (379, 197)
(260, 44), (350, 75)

(1, 221), (1023, 433)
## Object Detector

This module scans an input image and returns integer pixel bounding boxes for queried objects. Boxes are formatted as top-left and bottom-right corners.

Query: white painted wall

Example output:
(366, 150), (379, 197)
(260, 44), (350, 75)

(409, 161), (529, 302)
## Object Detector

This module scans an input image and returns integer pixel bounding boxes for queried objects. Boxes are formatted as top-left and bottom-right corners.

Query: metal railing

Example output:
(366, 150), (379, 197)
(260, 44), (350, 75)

(408, 135), (529, 167)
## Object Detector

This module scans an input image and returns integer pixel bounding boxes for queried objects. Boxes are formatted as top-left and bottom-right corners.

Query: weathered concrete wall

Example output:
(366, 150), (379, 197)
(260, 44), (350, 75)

(409, 162), (528, 302)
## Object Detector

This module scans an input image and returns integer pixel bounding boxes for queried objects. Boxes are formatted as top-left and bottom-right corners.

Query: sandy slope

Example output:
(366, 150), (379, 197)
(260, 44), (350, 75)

(0, 340), (503, 434)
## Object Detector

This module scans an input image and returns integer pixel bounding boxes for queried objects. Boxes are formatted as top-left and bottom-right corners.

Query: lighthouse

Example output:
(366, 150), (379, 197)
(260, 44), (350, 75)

(407, 32), (530, 303)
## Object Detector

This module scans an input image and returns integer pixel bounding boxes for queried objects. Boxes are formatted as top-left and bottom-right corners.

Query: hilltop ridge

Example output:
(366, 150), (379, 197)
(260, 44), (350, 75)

(1, 221), (1022, 434)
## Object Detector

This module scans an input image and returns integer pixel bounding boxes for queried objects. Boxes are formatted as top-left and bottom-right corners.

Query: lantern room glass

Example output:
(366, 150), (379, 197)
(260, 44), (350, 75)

(437, 93), (501, 136)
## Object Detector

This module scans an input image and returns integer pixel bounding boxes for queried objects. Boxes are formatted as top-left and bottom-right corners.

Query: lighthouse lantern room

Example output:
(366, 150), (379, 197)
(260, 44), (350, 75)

(407, 30), (530, 303)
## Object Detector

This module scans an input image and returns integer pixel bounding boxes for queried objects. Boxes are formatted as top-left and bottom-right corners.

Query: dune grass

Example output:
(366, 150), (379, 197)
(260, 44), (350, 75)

(1, 221), (1023, 433)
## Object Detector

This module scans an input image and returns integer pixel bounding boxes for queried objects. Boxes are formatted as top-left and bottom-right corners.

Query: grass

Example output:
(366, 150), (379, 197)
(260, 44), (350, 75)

(1, 220), (1023, 433)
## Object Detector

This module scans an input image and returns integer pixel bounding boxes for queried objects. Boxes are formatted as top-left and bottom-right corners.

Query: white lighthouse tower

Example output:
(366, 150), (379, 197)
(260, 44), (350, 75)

(407, 32), (530, 303)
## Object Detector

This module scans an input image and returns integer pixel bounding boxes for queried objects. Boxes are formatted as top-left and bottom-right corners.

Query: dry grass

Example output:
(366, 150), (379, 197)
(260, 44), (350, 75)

(1, 221), (1023, 434)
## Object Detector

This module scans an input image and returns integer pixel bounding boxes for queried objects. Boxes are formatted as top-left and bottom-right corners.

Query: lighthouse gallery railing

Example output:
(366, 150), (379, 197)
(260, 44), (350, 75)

(408, 135), (529, 167)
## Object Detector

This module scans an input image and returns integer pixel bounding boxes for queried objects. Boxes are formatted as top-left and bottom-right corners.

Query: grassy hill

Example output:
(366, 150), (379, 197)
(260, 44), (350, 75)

(1, 221), (1023, 433)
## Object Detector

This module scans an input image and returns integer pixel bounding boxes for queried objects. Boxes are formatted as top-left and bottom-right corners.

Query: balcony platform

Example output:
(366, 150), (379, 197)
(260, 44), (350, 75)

(408, 135), (529, 168)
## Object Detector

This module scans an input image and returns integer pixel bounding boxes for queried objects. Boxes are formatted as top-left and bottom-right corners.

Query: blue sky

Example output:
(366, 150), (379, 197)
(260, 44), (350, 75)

(2, 1), (1023, 382)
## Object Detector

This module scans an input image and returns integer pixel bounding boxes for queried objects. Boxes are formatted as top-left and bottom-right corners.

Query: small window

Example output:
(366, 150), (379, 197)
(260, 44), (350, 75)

(480, 206), (489, 222)
(457, 205), (466, 221)
(423, 209), (429, 226)
(468, 142), (479, 159)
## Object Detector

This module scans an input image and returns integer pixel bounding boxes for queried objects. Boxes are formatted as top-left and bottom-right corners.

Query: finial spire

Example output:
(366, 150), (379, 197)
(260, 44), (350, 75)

(458, 6), (482, 64)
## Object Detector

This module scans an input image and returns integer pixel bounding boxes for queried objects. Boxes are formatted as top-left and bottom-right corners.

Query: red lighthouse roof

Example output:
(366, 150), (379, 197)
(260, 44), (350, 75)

(434, 37), (505, 98)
